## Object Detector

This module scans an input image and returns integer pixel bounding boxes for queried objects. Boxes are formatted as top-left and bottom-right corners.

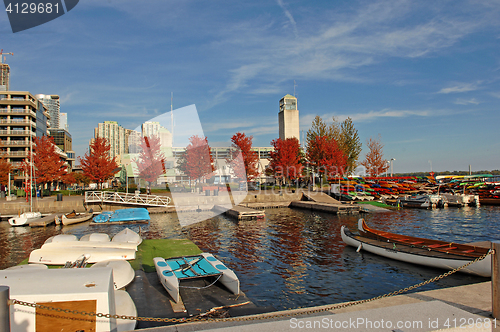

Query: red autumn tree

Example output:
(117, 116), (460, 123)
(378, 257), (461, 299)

(134, 135), (166, 190)
(0, 139), (11, 186)
(306, 135), (347, 181)
(23, 136), (67, 192)
(267, 137), (303, 185)
(79, 137), (119, 189)
(360, 135), (389, 177)
(73, 172), (91, 188)
(61, 172), (76, 186)
(184, 135), (214, 183)
(228, 132), (260, 181)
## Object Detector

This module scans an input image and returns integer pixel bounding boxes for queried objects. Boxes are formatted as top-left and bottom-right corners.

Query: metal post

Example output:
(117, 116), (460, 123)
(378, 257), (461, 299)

(0, 286), (10, 332)
(492, 242), (500, 319)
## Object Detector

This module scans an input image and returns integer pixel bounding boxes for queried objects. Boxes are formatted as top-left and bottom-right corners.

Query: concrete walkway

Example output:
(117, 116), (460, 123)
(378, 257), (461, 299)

(132, 281), (495, 332)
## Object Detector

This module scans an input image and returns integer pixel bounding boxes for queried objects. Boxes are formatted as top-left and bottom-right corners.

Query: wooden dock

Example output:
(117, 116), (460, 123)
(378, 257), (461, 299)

(213, 205), (265, 220)
(28, 213), (60, 227)
(291, 192), (360, 214)
(290, 201), (360, 214)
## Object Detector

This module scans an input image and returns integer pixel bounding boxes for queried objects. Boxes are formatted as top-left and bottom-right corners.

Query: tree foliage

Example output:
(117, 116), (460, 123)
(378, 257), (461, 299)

(228, 132), (259, 181)
(183, 135), (214, 182)
(339, 117), (362, 174)
(267, 137), (303, 184)
(306, 116), (361, 176)
(360, 135), (389, 177)
(134, 135), (166, 188)
(78, 137), (119, 189)
(306, 135), (347, 179)
(73, 172), (91, 187)
(0, 139), (11, 186)
(23, 136), (67, 189)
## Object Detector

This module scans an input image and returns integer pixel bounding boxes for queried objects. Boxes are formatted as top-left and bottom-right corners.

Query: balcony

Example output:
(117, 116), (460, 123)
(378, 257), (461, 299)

(8, 151), (28, 156)
(1, 140), (30, 146)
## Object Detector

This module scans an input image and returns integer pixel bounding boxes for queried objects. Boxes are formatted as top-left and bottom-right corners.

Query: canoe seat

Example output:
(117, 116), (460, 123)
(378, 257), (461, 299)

(410, 241), (424, 245)
(428, 244), (448, 248)
(462, 250), (475, 253)
(445, 247), (458, 251)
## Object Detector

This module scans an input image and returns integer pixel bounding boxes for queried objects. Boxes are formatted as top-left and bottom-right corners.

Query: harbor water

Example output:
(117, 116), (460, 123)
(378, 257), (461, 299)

(1, 205), (498, 311)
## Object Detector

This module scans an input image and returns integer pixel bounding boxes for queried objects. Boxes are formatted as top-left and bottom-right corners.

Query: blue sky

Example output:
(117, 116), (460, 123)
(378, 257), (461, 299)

(1, 0), (499, 173)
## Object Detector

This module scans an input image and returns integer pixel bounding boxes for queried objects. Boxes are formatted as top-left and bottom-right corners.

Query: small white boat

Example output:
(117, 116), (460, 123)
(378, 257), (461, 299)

(29, 247), (136, 265)
(115, 289), (137, 332)
(4, 264), (48, 271)
(62, 212), (93, 226)
(91, 260), (135, 290)
(80, 233), (111, 242)
(154, 253), (240, 303)
(112, 227), (142, 245)
(8, 211), (42, 226)
(44, 234), (78, 244)
(42, 240), (138, 251)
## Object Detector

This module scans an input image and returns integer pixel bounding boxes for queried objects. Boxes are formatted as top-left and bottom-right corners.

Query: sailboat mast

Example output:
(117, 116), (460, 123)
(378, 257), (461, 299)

(170, 92), (173, 146)
(29, 129), (33, 212)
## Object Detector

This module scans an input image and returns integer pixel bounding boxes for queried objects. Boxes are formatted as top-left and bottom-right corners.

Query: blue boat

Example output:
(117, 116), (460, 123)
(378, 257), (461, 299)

(92, 208), (150, 224)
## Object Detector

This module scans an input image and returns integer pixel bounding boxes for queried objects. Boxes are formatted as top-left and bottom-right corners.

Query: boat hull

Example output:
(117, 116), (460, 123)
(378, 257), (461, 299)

(29, 247), (136, 265)
(8, 212), (42, 226)
(153, 257), (180, 303)
(62, 212), (93, 226)
(341, 226), (491, 277)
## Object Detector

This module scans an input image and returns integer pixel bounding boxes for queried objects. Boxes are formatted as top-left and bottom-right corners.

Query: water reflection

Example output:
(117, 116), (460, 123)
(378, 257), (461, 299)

(186, 207), (495, 310)
(1, 206), (497, 311)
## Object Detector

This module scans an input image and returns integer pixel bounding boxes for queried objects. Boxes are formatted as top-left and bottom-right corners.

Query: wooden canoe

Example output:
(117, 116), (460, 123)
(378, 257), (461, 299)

(341, 223), (491, 277)
(62, 212), (93, 226)
(357, 219), (489, 258)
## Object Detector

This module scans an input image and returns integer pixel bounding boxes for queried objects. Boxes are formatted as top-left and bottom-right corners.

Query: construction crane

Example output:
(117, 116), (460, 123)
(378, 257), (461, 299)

(0, 49), (14, 64)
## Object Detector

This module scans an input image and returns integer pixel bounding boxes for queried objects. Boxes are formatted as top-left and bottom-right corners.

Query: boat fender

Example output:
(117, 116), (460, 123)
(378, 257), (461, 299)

(356, 244), (362, 252)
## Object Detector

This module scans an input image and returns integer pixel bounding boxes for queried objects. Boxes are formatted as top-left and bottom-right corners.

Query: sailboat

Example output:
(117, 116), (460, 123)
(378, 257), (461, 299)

(8, 132), (41, 226)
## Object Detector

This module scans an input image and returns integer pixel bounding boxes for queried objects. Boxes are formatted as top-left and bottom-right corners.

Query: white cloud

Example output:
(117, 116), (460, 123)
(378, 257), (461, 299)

(438, 82), (482, 94)
(454, 98), (480, 105)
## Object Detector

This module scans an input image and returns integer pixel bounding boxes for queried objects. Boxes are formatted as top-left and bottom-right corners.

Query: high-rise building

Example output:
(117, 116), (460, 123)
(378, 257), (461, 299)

(0, 91), (51, 171)
(141, 121), (160, 137)
(0, 63), (9, 91)
(60, 112), (68, 131)
(94, 121), (127, 160)
(49, 128), (75, 171)
(36, 94), (60, 130)
(278, 94), (300, 143)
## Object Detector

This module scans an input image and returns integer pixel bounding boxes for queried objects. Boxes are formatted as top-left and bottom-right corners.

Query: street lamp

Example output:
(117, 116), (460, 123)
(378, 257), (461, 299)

(390, 158), (396, 177)
(385, 161), (390, 177)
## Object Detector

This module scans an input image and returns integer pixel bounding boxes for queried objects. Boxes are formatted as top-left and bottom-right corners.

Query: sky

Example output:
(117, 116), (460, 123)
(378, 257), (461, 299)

(1, 0), (499, 173)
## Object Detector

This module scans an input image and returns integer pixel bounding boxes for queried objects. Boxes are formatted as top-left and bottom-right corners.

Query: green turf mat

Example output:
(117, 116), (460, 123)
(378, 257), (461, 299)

(131, 239), (203, 272)
(356, 201), (393, 208)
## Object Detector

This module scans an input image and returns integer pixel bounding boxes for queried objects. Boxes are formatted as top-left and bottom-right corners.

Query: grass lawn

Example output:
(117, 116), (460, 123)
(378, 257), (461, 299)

(131, 239), (203, 272)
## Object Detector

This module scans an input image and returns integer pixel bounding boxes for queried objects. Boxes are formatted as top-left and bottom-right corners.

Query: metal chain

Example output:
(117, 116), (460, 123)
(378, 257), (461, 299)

(8, 250), (493, 324)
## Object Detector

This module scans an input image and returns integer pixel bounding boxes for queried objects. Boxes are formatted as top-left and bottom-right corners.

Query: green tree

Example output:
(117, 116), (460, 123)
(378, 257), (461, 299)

(339, 117), (362, 174)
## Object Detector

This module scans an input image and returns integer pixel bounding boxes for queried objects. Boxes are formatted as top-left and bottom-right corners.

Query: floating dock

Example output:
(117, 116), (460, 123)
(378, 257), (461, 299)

(291, 192), (361, 214)
(213, 205), (265, 220)
(28, 213), (59, 227)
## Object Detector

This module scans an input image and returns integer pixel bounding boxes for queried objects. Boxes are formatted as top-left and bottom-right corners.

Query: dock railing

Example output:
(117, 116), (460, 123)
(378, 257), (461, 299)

(85, 191), (171, 207)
